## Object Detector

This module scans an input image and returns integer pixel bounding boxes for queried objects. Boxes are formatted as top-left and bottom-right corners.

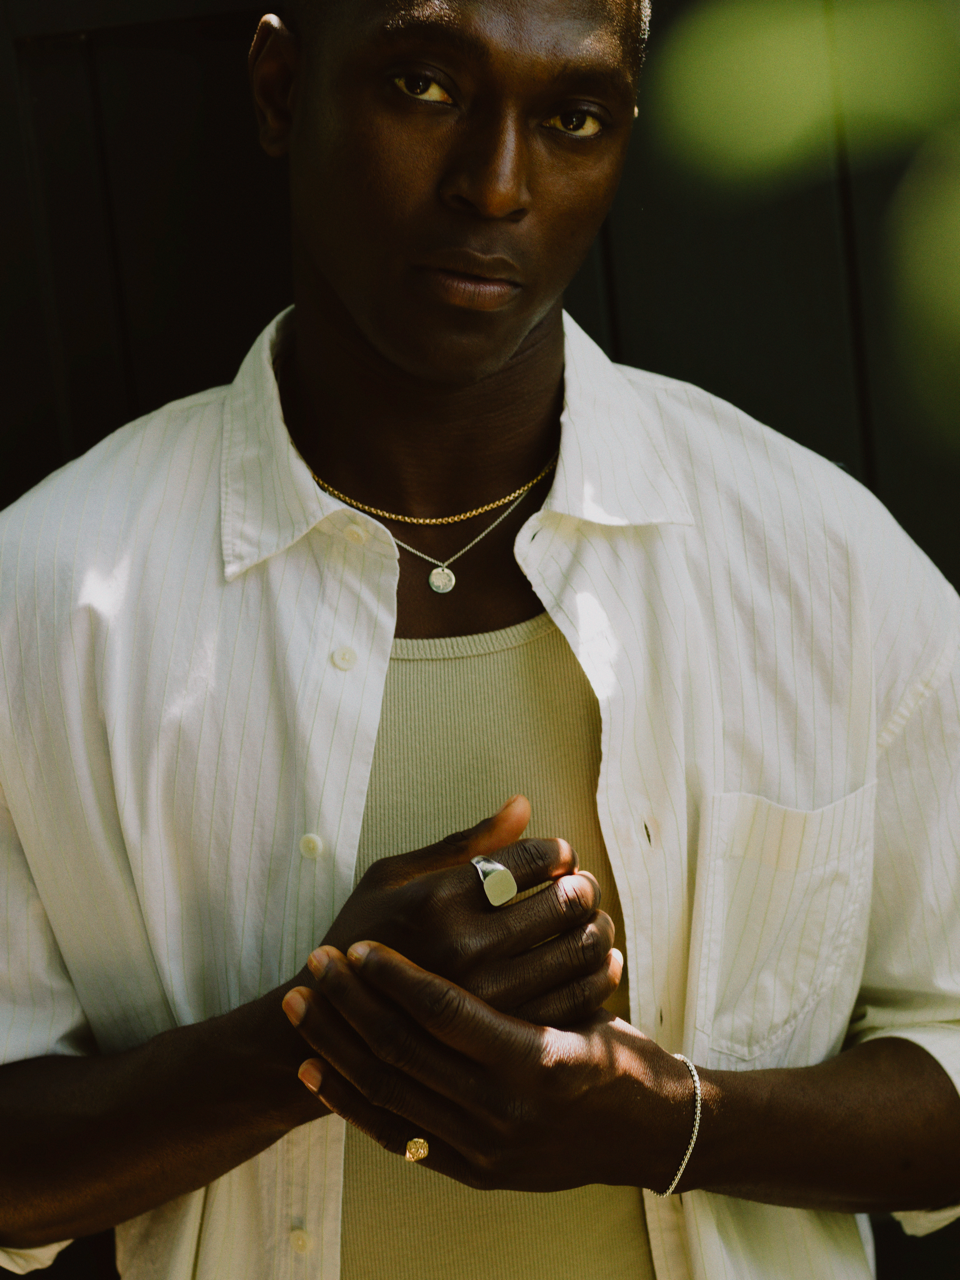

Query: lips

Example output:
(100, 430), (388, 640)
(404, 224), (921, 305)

(419, 247), (522, 283)
(414, 248), (523, 311)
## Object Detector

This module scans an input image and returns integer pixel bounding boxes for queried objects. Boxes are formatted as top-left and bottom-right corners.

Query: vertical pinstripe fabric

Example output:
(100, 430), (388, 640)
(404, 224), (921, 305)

(1, 311), (959, 1278)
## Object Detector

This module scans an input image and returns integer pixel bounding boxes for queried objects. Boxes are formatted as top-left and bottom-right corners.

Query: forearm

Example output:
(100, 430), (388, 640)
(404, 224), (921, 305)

(682, 1037), (960, 1212)
(0, 973), (327, 1249)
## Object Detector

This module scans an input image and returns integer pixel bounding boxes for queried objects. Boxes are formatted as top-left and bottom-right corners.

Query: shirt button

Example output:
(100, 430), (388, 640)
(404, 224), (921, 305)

(299, 833), (324, 859)
(332, 646), (357, 671)
(344, 523), (368, 545)
(289, 1229), (313, 1255)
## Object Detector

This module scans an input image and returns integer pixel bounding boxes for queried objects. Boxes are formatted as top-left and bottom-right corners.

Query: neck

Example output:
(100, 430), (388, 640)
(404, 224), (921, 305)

(278, 275), (565, 520)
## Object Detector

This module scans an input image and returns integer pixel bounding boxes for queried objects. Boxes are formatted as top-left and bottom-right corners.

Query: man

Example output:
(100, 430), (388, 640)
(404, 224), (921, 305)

(0, 1), (959, 1277)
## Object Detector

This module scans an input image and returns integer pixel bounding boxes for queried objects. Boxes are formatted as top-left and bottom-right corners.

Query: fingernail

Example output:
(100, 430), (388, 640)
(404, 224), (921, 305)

(283, 990), (308, 1026)
(347, 941), (371, 966)
(298, 1059), (323, 1093)
(307, 949), (330, 979)
(497, 794), (521, 815)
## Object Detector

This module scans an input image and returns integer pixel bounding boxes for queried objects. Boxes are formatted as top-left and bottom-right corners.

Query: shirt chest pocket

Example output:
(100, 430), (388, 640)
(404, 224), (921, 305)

(694, 782), (876, 1069)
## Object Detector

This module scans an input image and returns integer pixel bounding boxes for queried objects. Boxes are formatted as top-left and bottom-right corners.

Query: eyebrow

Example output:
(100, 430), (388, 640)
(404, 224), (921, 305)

(371, 14), (633, 97)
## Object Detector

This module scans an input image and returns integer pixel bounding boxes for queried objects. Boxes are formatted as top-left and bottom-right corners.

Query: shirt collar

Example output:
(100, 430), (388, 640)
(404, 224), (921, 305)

(220, 308), (693, 581)
(547, 312), (694, 529)
(220, 308), (363, 582)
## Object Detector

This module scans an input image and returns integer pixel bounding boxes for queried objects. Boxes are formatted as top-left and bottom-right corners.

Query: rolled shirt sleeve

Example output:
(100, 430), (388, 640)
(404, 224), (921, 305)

(0, 785), (87, 1271)
(846, 653), (960, 1235)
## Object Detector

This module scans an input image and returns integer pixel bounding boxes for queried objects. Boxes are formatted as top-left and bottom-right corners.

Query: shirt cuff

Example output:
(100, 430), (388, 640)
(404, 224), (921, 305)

(0, 1241), (72, 1274)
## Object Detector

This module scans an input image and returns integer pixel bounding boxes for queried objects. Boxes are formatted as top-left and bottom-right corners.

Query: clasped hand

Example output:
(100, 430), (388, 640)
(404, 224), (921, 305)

(283, 940), (688, 1194)
(319, 795), (619, 1024)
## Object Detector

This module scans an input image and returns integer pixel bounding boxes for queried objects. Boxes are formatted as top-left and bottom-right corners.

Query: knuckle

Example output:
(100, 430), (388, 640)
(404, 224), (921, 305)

(361, 857), (391, 889)
(572, 923), (605, 970)
(429, 928), (475, 983)
(375, 1019), (422, 1075)
(465, 966), (496, 1004)
(505, 838), (545, 881)
(435, 828), (472, 855)
(596, 909), (615, 946)
(556, 876), (592, 919)
(474, 1141), (505, 1176)
(424, 981), (466, 1035)
(370, 1117), (405, 1155)
(557, 974), (594, 1023)
(365, 1065), (407, 1114)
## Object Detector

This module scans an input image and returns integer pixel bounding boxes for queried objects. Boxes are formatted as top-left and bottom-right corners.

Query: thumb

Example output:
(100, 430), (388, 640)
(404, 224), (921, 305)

(463, 793), (531, 859)
(396, 794), (532, 879)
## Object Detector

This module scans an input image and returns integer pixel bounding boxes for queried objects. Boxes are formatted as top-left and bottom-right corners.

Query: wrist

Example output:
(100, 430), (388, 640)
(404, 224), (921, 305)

(212, 972), (331, 1132)
(673, 1063), (771, 1196)
(609, 1035), (704, 1193)
(654, 1055), (702, 1197)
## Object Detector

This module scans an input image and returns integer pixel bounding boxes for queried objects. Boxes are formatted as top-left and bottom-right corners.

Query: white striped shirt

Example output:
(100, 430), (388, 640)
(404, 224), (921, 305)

(1, 311), (959, 1279)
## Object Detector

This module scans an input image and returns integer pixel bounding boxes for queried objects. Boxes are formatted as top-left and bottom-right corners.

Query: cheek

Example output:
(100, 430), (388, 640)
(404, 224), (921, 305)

(293, 120), (434, 261)
(534, 168), (619, 274)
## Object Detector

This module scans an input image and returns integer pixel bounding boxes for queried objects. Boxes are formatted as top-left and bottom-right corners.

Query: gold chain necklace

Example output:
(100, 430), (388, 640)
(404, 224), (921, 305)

(310, 453), (559, 526)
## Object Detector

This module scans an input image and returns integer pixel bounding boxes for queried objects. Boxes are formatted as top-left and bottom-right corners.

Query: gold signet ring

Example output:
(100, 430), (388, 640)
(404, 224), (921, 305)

(470, 855), (519, 907)
(405, 1138), (429, 1162)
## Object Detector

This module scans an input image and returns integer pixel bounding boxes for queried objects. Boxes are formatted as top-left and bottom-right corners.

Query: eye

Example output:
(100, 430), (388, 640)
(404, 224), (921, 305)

(394, 74), (454, 105)
(544, 109), (603, 138)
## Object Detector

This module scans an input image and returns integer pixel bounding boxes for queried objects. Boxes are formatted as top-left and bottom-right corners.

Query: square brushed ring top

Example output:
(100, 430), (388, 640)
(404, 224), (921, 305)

(470, 855), (519, 907)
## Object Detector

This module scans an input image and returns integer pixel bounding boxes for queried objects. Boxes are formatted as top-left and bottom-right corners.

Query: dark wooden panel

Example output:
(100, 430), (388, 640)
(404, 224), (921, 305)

(5, 0), (251, 39)
(608, 0), (866, 483)
(0, 24), (71, 509)
(89, 12), (291, 419)
(845, 159), (960, 591)
(17, 33), (134, 456)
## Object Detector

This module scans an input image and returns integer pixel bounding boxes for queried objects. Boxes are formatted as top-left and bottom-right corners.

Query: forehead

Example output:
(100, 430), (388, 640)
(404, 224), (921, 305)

(330, 0), (640, 84)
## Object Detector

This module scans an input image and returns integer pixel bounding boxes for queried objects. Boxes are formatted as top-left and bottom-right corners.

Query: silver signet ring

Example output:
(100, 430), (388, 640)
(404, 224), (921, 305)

(470, 855), (519, 907)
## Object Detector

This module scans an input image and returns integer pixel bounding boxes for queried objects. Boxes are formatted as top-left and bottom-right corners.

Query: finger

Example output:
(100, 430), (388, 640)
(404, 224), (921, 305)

(340, 941), (549, 1070)
(287, 982), (487, 1136)
(470, 909), (615, 1011)
(300, 1057), (483, 1187)
(410, 837), (579, 930)
(304, 952), (500, 1109)
(510, 947), (625, 1028)
(485, 869), (603, 954)
(390, 794), (532, 879)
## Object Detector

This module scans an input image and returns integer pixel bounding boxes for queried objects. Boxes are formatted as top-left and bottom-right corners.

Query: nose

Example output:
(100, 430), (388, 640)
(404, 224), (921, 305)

(440, 110), (531, 221)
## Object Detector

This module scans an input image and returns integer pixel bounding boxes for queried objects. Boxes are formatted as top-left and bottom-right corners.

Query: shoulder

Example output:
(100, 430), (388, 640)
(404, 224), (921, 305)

(616, 363), (960, 739)
(0, 384), (228, 594)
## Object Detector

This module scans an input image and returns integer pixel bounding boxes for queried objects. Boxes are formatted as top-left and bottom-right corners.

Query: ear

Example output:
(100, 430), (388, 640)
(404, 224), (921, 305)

(249, 14), (300, 157)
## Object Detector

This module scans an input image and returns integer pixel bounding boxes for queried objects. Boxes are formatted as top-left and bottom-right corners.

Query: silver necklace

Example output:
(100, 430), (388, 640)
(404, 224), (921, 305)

(394, 487), (531, 593)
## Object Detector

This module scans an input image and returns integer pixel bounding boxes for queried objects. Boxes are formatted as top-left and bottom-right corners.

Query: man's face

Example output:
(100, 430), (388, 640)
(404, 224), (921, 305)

(285, 0), (640, 383)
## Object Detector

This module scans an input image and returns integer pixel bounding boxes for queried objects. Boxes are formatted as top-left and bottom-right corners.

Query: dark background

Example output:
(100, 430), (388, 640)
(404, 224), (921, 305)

(1, 0), (958, 1276)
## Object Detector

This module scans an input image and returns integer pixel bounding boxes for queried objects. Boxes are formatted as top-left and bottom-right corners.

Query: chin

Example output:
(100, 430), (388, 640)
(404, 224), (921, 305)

(361, 305), (561, 387)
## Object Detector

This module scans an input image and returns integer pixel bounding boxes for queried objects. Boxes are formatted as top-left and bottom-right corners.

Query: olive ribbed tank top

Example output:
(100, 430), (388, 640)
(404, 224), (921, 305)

(340, 613), (654, 1280)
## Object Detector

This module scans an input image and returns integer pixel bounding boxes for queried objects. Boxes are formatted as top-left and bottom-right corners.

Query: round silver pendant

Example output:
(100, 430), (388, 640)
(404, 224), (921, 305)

(428, 566), (456, 594)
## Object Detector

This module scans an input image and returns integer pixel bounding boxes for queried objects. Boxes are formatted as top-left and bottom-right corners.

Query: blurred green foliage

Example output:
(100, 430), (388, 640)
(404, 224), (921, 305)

(646, 0), (960, 448)
(890, 128), (960, 446)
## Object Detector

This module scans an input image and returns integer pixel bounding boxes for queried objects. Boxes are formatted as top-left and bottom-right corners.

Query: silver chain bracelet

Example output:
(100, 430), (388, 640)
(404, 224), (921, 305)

(654, 1054), (702, 1197)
